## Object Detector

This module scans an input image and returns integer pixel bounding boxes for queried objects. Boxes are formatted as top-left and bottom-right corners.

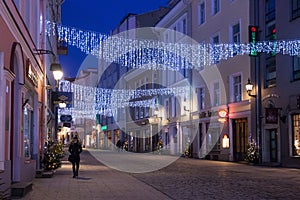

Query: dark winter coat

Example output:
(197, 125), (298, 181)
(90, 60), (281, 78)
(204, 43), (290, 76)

(68, 140), (83, 162)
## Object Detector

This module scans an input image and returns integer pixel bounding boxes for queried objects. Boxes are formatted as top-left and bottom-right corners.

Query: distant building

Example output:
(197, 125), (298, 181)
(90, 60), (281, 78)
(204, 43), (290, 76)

(97, 6), (169, 151)
(72, 68), (98, 147)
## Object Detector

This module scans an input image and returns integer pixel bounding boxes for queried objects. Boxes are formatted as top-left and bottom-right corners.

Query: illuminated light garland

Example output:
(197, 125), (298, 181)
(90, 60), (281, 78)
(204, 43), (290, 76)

(48, 22), (300, 119)
(46, 21), (300, 70)
(58, 81), (189, 119)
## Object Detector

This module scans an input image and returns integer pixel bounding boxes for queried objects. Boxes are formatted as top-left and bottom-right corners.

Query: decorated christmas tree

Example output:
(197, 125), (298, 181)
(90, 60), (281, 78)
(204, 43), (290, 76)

(244, 139), (259, 163)
(42, 141), (64, 171)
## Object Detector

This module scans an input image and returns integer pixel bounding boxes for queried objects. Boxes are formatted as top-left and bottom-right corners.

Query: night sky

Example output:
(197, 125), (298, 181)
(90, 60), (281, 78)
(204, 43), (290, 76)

(59, 0), (170, 78)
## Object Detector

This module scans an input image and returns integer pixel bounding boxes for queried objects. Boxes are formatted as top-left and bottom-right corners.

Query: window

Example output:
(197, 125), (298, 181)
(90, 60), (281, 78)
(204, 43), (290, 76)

(198, 2), (206, 25)
(231, 22), (240, 56)
(212, 0), (220, 15)
(265, 0), (275, 22)
(24, 107), (32, 159)
(293, 56), (300, 80)
(265, 56), (276, 87)
(182, 18), (187, 35)
(265, 0), (276, 88)
(292, 114), (300, 156)
(135, 107), (139, 120)
(206, 126), (220, 151)
(292, 0), (300, 19)
(140, 107), (144, 119)
(232, 75), (242, 102)
(196, 87), (205, 110)
(213, 82), (220, 106)
(211, 34), (220, 64)
(172, 97), (177, 117)
(164, 99), (169, 119)
(232, 23), (240, 43)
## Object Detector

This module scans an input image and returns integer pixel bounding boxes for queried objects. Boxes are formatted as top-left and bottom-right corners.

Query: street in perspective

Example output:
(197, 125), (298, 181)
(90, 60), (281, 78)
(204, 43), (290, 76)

(2, 0), (300, 199)
(19, 148), (300, 200)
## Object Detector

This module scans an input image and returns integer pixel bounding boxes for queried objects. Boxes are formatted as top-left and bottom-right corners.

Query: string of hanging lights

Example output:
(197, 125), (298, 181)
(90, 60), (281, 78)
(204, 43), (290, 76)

(47, 20), (300, 70)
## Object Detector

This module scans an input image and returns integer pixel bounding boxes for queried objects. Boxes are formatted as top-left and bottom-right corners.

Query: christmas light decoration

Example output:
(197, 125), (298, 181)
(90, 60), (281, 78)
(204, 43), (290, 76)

(47, 21), (300, 120)
(46, 21), (300, 70)
(57, 81), (189, 119)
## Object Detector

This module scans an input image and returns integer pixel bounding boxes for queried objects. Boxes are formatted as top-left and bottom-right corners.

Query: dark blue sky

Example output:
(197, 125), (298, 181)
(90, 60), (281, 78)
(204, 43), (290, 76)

(60, 0), (170, 78)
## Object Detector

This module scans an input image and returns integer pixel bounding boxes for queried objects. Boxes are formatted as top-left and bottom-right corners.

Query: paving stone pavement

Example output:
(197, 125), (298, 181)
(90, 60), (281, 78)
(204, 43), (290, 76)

(18, 149), (300, 200)
(18, 149), (172, 200)
(131, 157), (300, 200)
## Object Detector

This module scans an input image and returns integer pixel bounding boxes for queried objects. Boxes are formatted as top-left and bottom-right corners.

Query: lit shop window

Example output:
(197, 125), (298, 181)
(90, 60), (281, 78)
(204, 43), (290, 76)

(292, 114), (300, 156)
(24, 107), (32, 159)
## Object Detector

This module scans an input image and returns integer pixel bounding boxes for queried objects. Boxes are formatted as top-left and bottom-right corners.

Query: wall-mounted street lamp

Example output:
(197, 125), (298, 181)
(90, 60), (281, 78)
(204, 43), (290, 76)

(245, 78), (257, 97)
(50, 62), (63, 87)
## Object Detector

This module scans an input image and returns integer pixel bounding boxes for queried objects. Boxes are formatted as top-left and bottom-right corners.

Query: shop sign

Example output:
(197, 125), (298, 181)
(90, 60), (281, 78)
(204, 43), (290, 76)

(265, 108), (278, 124)
(52, 91), (73, 106)
(60, 115), (72, 122)
(26, 60), (38, 87)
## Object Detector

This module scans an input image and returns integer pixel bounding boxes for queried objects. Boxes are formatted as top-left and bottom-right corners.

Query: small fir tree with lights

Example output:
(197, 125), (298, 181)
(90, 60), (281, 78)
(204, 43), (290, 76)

(42, 140), (64, 171)
(244, 139), (259, 164)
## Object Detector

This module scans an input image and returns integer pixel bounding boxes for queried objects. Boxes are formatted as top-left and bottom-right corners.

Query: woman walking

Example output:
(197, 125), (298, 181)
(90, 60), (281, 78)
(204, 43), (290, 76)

(68, 135), (83, 178)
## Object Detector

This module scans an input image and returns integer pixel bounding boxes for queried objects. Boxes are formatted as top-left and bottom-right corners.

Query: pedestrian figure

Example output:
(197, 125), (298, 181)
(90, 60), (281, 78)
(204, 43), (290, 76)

(116, 140), (125, 151)
(68, 135), (83, 178)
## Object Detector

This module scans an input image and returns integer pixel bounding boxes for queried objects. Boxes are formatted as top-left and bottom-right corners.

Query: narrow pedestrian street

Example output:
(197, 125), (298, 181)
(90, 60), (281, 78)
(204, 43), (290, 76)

(19, 148), (300, 200)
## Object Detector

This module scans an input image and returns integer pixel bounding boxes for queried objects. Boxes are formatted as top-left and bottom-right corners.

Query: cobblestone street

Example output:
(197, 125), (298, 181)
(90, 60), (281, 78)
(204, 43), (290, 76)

(21, 149), (300, 200)
(130, 157), (300, 200)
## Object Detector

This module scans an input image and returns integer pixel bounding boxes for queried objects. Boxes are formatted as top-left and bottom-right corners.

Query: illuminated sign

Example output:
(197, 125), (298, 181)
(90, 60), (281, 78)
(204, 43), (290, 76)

(101, 125), (108, 131)
(222, 134), (230, 149)
(218, 109), (228, 123)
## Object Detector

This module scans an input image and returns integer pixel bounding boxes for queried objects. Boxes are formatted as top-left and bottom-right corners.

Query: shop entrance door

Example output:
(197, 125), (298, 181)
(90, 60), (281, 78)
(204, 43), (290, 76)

(233, 118), (248, 161)
(269, 129), (278, 162)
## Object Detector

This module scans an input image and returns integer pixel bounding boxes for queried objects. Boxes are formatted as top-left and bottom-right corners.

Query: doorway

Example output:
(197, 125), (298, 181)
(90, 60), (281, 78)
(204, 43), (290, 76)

(232, 118), (248, 161)
(268, 129), (278, 162)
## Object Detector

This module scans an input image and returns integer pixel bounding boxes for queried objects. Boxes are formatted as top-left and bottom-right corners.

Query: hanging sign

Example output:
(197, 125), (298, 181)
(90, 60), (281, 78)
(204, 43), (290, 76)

(265, 108), (278, 124)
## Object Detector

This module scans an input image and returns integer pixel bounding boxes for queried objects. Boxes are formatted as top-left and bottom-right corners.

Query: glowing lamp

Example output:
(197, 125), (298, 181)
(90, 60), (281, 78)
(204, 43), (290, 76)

(222, 134), (229, 149)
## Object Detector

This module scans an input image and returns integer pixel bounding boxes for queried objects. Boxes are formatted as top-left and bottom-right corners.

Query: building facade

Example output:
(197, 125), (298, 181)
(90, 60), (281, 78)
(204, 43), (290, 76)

(0, 0), (62, 196)
(97, 6), (169, 151)
(250, 0), (300, 167)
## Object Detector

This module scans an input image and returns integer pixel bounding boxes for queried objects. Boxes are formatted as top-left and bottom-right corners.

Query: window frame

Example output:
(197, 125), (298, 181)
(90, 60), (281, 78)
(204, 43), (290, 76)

(291, 0), (300, 20)
(212, 81), (220, 107)
(198, 1), (206, 26)
(291, 113), (300, 156)
(196, 87), (205, 110)
(230, 73), (242, 103)
(212, 0), (220, 16)
(293, 56), (300, 81)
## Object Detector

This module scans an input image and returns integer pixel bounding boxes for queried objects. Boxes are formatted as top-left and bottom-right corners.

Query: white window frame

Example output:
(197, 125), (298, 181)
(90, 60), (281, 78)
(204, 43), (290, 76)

(196, 86), (205, 110)
(198, 1), (206, 26)
(212, 0), (220, 16)
(230, 72), (242, 103)
(230, 21), (241, 44)
(210, 33), (220, 64)
(211, 81), (220, 107)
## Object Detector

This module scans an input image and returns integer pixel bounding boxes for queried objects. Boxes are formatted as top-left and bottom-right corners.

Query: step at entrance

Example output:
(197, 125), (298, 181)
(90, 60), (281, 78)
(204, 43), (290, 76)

(11, 182), (32, 198)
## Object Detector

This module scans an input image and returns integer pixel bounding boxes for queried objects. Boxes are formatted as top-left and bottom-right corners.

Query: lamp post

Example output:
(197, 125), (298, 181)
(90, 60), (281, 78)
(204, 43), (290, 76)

(50, 63), (63, 88)
(49, 63), (63, 141)
(245, 78), (262, 164)
(245, 79), (257, 98)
